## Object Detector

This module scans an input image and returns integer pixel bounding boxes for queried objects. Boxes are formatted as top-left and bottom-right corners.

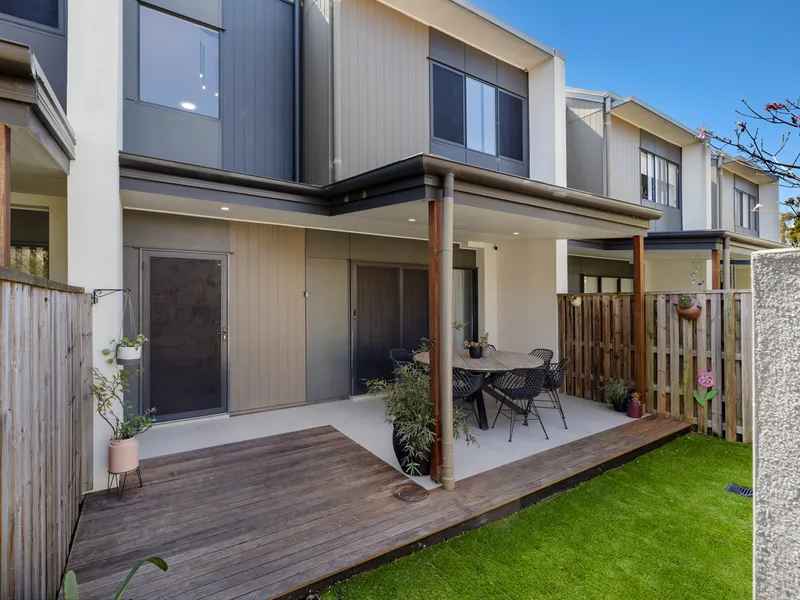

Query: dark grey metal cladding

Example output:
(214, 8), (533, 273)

(640, 130), (681, 165)
(221, 0), (294, 181)
(643, 199), (681, 233)
(429, 29), (528, 177)
(122, 0), (222, 168)
(0, 1), (67, 107)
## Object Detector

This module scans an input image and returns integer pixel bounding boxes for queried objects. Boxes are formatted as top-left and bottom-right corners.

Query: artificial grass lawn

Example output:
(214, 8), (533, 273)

(323, 434), (752, 600)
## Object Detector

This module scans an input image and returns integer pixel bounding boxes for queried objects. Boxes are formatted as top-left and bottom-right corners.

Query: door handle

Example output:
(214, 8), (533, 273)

(215, 327), (229, 342)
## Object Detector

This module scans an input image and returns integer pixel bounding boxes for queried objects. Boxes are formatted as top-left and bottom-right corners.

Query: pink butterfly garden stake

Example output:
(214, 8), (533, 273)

(694, 370), (718, 407)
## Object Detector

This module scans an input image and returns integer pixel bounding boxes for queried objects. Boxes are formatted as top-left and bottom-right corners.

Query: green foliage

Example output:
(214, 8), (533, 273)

(323, 435), (753, 600)
(694, 388), (718, 408)
(780, 208), (800, 247)
(367, 360), (477, 476)
(678, 294), (695, 308)
(102, 335), (149, 364)
(600, 378), (630, 405)
(93, 367), (157, 440)
(62, 556), (168, 600)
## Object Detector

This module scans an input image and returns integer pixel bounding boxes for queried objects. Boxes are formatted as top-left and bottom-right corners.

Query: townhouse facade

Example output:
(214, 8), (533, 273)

(565, 88), (782, 293)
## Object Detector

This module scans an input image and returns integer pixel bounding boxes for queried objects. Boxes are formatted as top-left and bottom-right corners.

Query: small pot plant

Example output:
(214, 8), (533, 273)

(105, 334), (148, 366)
(93, 365), (157, 475)
(463, 338), (487, 359)
(367, 360), (477, 476)
(676, 295), (702, 321)
(601, 378), (630, 413)
(627, 392), (643, 419)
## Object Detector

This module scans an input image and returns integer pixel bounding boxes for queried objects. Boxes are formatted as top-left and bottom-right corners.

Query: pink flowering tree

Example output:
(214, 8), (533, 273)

(694, 370), (718, 407)
(697, 97), (800, 247)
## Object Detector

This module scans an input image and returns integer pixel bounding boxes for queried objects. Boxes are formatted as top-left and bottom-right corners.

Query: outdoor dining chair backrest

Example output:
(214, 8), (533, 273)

(529, 348), (554, 365)
(452, 368), (486, 399)
(543, 357), (569, 391)
(389, 348), (414, 370)
(492, 368), (547, 400)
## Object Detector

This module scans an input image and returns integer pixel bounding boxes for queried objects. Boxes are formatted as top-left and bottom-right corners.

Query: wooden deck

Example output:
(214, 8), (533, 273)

(66, 417), (690, 600)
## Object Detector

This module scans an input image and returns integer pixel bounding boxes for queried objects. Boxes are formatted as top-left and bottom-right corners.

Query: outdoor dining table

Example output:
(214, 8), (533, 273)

(414, 349), (545, 430)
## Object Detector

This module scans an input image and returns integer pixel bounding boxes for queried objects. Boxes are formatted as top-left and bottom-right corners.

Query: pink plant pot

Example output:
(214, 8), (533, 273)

(627, 402), (643, 419)
(108, 437), (139, 474)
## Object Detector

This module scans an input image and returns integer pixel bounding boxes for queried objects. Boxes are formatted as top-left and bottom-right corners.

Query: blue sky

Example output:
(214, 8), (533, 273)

(473, 0), (797, 201)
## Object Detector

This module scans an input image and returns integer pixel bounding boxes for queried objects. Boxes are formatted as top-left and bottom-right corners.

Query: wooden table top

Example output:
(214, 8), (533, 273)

(414, 349), (544, 373)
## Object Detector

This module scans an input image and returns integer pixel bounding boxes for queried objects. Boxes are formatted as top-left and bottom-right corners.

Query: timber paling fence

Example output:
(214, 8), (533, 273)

(0, 268), (93, 599)
(557, 291), (753, 443)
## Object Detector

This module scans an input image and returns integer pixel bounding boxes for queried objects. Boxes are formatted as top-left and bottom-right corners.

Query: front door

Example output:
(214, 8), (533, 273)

(142, 251), (228, 421)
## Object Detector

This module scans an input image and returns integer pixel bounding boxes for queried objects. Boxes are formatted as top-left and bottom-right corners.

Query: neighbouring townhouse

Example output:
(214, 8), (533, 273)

(565, 87), (783, 293)
(4, 0), (745, 489)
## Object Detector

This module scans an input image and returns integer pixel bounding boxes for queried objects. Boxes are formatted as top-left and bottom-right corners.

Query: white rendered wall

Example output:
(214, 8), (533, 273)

(496, 239), (560, 357)
(758, 181), (781, 242)
(67, 0), (124, 489)
(11, 193), (68, 284)
(719, 170), (736, 231)
(753, 248), (800, 598)
(529, 56), (567, 187)
(645, 259), (711, 292)
(682, 142), (711, 231)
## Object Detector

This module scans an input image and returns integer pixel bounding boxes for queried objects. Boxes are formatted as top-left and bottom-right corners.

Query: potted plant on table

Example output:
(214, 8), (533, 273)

(106, 334), (148, 366)
(676, 295), (702, 321)
(367, 361), (477, 476)
(463, 339), (487, 359)
(601, 378), (630, 413)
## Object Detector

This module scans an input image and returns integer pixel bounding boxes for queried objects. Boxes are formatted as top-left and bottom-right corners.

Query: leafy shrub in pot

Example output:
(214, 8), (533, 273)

(601, 378), (630, 412)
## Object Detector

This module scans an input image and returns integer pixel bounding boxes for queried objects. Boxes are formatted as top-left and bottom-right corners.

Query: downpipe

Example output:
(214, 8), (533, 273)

(440, 172), (455, 491)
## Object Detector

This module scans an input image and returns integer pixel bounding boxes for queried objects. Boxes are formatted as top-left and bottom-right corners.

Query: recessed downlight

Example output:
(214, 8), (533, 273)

(180, 101), (197, 111)
(221, 207), (230, 211)
(408, 218), (416, 222)
(512, 232), (520, 235)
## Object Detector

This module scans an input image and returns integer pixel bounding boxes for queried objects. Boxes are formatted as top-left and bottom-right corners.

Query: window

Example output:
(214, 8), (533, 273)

(11, 208), (49, 279)
(466, 78), (496, 155)
(582, 276), (599, 293)
(0, 0), (59, 29)
(640, 149), (679, 207)
(431, 62), (524, 162)
(735, 188), (759, 231)
(139, 6), (220, 118)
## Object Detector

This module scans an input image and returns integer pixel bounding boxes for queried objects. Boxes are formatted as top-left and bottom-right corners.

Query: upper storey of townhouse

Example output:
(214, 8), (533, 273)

(565, 87), (780, 243)
(108, 0), (568, 189)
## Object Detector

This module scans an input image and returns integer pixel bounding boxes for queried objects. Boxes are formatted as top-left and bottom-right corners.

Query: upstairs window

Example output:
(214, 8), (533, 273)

(139, 6), (220, 119)
(431, 62), (525, 163)
(640, 149), (679, 208)
(735, 188), (759, 232)
(0, 0), (59, 29)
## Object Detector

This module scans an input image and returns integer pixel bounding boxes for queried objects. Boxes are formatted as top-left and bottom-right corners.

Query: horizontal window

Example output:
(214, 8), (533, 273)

(139, 6), (220, 119)
(735, 189), (759, 231)
(0, 0), (59, 28)
(431, 62), (524, 162)
(640, 149), (679, 208)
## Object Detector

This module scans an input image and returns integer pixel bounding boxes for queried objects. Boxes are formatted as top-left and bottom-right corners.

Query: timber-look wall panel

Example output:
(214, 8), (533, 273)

(0, 269), (93, 600)
(558, 291), (753, 442)
(229, 222), (306, 413)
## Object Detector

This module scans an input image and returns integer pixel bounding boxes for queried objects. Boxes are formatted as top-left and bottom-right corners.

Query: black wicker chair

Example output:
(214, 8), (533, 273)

(389, 348), (415, 381)
(491, 368), (548, 442)
(452, 368), (487, 422)
(529, 348), (554, 366)
(534, 358), (570, 429)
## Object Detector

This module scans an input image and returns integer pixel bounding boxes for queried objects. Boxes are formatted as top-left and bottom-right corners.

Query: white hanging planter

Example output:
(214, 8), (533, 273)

(117, 345), (142, 365)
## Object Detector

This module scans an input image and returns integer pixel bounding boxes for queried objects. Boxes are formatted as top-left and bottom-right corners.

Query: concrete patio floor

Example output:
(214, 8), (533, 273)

(138, 393), (634, 491)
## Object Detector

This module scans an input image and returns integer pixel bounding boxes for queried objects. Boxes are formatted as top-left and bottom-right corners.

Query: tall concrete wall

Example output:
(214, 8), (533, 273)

(753, 248), (800, 599)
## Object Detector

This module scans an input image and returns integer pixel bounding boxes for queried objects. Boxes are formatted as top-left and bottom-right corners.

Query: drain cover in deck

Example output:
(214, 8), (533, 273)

(725, 483), (753, 498)
(393, 484), (429, 503)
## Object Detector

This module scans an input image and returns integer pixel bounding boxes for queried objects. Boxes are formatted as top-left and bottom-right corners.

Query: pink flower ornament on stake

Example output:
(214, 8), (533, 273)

(694, 370), (718, 407)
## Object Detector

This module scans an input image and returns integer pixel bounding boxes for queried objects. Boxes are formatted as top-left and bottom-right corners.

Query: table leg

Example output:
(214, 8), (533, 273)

(474, 390), (489, 430)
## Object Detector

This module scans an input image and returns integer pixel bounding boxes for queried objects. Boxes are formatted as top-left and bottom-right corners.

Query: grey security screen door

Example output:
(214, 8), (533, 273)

(142, 250), (228, 421)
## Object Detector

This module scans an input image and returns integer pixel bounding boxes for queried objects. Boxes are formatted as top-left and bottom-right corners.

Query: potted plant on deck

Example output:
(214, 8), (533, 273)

(93, 351), (157, 474)
(601, 378), (630, 413)
(106, 334), (148, 366)
(367, 362), (477, 476)
(676, 295), (702, 321)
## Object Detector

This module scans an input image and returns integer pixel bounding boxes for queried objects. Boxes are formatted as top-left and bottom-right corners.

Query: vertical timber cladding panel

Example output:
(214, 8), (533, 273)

(608, 116), (641, 204)
(740, 293), (753, 443)
(221, 0), (295, 180)
(709, 293), (723, 436)
(644, 295), (655, 414)
(668, 294), (681, 418)
(723, 292), (738, 441)
(656, 295), (667, 417)
(340, 0), (430, 179)
(229, 223), (306, 412)
(696, 294), (708, 433)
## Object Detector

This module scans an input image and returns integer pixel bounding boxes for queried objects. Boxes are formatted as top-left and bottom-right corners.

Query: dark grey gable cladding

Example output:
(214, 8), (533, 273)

(221, 0), (294, 181)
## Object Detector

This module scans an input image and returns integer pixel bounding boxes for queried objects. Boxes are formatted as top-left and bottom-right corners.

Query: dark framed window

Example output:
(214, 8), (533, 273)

(139, 5), (220, 119)
(432, 63), (464, 145)
(431, 61), (525, 163)
(0, 0), (60, 29)
(734, 188), (759, 231)
(640, 149), (680, 208)
(11, 208), (49, 279)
